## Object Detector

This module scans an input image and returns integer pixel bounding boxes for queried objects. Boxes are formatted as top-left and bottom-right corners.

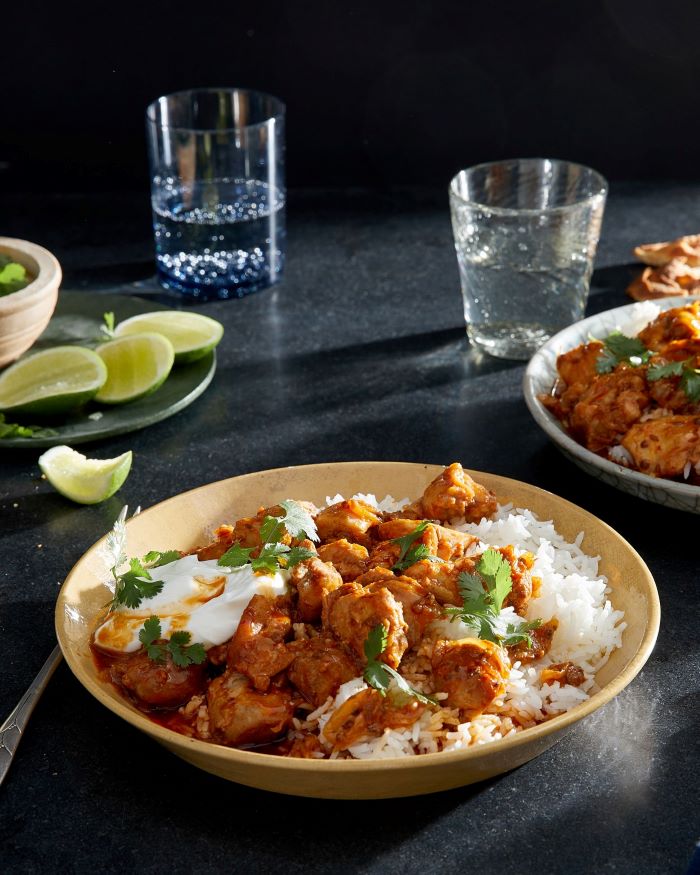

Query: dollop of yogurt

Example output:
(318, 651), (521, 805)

(94, 554), (288, 654)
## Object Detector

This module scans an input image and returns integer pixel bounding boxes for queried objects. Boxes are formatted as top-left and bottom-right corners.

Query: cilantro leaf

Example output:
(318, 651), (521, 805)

(647, 359), (686, 381)
(0, 414), (58, 440)
(138, 618), (206, 666)
(167, 630), (206, 667)
(217, 544), (254, 568)
(595, 332), (651, 374)
(447, 548), (542, 649)
(101, 311), (116, 339)
(364, 623), (388, 663)
(283, 545), (317, 569)
(259, 514), (285, 545)
(391, 521), (439, 572)
(0, 258), (29, 296)
(278, 499), (319, 542)
(251, 541), (290, 573)
(362, 624), (436, 705)
(139, 615), (166, 661)
(647, 357), (700, 402)
(111, 557), (164, 609)
(142, 549), (181, 567)
(680, 366), (700, 403)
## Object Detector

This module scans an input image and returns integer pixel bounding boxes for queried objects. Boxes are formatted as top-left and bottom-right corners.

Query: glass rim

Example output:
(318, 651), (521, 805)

(448, 158), (608, 215)
(146, 87), (286, 133)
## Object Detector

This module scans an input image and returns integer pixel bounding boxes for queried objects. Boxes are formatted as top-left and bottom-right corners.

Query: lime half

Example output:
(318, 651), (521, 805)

(0, 346), (108, 416)
(95, 333), (174, 404)
(114, 311), (224, 364)
(39, 445), (133, 504)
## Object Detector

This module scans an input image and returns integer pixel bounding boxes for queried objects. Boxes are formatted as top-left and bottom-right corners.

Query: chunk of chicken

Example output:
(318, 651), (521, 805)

(365, 569), (443, 648)
(419, 462), (497, 523)
(110, 648), (205, 709)
(507, 618), (559, 663)
(287, 637), (359, 707)
(315, 500), (382, 547)
(321, 687), (425, 751)
(195, 525), (234, 561)
(229, 505), (293, 551)
(496, 545), (536, 615)
(289, 556), (343, 622)
(621, 415), (700, 478)
(540, 661), (586, 687)
(571, 368), (649, 452)
(207, 671), (295, 747)
(227, 595), (294, 691)
(431, 638), (509, 719)
(373, 519), (476, 562)
(638, 302), (700, 353)
(403, 557), (463, 605)
(322, 582), (408, 668)
(556, 341), (603, 390)
(316, 539), (369, 582)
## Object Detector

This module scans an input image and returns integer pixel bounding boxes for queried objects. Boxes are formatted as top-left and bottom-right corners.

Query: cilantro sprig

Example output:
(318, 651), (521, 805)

(648, 357), (700, 403)
(363, 624), (436, 705)
(446, 548), (541, 648)
(0, 414), (58, 440)
(390, 521), (439, 572)
(217, 500), (318, 573)
(0, 254), (29, 296)
(138, 616), (206, 667)
(111, 557), (165, 609)
(101, 311), (116, 340)
(596, 332), (651, 374)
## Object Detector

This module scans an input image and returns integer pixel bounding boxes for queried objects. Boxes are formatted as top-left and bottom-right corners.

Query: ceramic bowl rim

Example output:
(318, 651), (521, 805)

(55, 461), (660, 776)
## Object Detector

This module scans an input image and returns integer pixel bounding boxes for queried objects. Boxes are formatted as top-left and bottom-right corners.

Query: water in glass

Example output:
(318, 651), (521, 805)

(152, 177), (285, 299)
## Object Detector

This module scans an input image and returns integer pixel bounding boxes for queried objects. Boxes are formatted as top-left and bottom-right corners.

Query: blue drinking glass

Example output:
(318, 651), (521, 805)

(146, 88), (286, 300)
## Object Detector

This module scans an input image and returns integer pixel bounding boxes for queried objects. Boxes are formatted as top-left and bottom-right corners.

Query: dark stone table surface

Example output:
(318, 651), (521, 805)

(1, 185), (698, 874)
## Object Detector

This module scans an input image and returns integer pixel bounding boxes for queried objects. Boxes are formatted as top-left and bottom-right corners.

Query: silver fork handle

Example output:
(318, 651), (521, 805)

(0, 645), (63, 788)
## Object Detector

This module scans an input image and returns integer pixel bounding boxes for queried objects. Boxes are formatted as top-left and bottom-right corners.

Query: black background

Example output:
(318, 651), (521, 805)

(4, 0), (700, 193)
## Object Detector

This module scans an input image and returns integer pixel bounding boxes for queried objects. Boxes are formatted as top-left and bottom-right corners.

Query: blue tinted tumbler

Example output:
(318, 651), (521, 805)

(146, 88), (286, 300)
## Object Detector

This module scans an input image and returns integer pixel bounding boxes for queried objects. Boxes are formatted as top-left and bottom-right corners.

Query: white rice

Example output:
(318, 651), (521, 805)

(301, 497), (626, 759)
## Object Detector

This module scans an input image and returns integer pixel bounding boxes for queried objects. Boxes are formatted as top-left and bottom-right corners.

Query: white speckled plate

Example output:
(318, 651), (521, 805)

(523, 295), (700, 514)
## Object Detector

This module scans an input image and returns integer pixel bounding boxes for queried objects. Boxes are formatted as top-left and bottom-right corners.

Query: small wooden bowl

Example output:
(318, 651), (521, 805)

(0, 237), (61, 368)
(56, 462), (660, 799)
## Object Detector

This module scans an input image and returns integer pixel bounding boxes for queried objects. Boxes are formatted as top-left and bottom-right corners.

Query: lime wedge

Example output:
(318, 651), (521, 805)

(0, 346), (108, 416)
(114, 311), (224, 364)
(39, 445), (133, 504)
(95, 333), (174, 404)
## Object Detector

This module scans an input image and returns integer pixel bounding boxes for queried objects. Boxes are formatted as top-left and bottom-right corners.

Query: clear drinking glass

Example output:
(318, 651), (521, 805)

(449, 158), (607, 359)
(146, 88), (285, 300)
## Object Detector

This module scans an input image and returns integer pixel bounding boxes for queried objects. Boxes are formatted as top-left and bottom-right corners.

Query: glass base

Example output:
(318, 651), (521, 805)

(467, 322), (555, 361)
(157, 268), (281, 301)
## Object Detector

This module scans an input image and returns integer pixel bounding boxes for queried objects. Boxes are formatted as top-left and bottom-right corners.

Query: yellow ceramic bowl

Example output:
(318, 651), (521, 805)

(55, 462), (659, 799)
(0, 237), (61, 368)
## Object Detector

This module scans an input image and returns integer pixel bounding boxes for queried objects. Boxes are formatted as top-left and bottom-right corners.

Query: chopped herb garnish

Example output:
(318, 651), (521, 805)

(446, 548), (541, 648)
(390, 520), (439, 572)
(218, 500), (318, 574)
(138, 616), (206, 667)
(596, 331), (651, 374)
(142, 549), (181, 567)
(217, 544), (254, 568)
(646, 359), (686, 381)
(363, 624), (436, 705)
(681, 367), (700, 403)
(0, 414), (58, 440)
(647, 357), (700, 403)
(111, 557), (164, 609)
(0, 255), (29, 296)
(101, 311), (116, 339)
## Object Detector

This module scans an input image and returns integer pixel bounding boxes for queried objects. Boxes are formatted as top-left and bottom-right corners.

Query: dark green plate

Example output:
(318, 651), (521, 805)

(1, 291), (216, 448)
